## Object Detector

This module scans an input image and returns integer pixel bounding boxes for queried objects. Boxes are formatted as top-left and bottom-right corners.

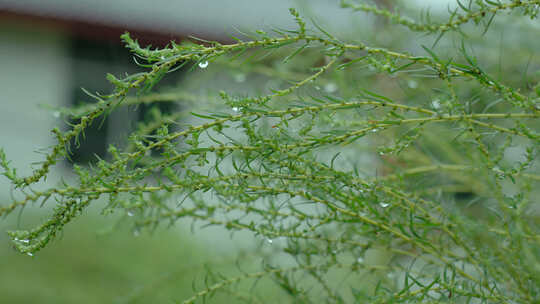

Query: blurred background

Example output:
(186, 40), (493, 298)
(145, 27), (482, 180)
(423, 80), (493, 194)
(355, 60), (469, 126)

(0, 0), (467, 303)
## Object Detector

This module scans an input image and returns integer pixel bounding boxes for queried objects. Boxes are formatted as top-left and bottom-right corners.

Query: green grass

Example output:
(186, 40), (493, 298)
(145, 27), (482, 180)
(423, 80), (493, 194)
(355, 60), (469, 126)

(0, 206), (209, 303)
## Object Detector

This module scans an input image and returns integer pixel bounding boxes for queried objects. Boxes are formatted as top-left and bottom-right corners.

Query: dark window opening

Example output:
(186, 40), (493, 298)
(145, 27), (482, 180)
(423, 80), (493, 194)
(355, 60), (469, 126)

(67, 36), (185, 165)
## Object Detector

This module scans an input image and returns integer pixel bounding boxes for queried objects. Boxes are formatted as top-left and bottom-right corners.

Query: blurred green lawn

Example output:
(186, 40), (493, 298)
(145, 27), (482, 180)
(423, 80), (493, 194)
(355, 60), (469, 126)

(0, 203), (225, 304)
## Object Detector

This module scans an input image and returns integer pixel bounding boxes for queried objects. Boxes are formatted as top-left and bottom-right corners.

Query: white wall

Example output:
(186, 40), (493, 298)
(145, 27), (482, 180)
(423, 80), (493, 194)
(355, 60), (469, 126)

(0, 21), (71, 195)
(0, 0), (458, 40)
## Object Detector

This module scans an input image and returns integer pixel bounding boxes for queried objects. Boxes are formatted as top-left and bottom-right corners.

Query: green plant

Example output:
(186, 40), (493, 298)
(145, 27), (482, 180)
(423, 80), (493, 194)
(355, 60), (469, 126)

(1, 0), (539, 303)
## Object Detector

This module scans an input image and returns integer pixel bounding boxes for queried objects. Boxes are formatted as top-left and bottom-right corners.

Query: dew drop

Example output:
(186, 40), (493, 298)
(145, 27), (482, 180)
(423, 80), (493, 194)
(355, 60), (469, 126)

(27, 252), (34, 257)
(160, 56), (165, 60)
(378, 151), (385, 156)
(198, 61), (209, 69)
(267, 238), (273, 244)
(232, 107), (240, 112)
(133, 229), (140, 237)
(234, 73), (246, 83)
(357, 257), (364, 263)
(315, 86), (321, 91)
(371, 128), (379, 133)
(324, 82), (337, 93)
(53, 111), (60, 118)
(127, 211), (134, 217)
(431, 99), (441, 109)
(20, 239), (30, 244)
(407, 80), (418, 89)
(380, 202), (390, 208)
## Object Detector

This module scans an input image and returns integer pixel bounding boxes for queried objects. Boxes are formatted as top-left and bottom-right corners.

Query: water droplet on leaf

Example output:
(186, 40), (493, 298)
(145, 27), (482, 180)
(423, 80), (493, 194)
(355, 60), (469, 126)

(407, 80), (418, 89)
(324, 82), (337, 93)
(380, 202), (390, 208)
(432, 99), (441, 109)
(234, 73), (246, 83)
(53, 111), (60, 118)
(198, 61), (209, 69)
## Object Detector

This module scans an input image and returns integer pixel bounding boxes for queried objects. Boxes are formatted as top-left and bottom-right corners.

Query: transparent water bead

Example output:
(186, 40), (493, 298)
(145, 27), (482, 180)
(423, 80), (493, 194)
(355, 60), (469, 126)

(19, 239), (30, 244)
(27, 252), (34, 257)
(357, 257), (364, 263)
(324, 82), (337, 93)
(52, 111), (61, 118)
(407, 80), (418, 89)
(266, 238), (273, 244)
(431, 99), (441, 109)
(380, 202), (390, 208)
(234, 73), (246, 83)
(492, 166), (506, 179)
(232, 107), (240, 112)
(198, 61), (209, 69)
(127, 211), (134, 217)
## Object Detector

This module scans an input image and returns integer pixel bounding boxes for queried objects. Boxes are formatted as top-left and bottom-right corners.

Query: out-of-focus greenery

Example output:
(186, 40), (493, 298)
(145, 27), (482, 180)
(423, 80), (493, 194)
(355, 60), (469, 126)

(0, 205), (206, 303)
(0, 203), (289, 303)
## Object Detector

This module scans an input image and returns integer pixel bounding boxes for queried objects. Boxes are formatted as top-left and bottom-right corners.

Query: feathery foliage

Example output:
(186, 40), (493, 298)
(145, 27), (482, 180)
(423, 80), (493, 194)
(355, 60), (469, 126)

(1, 0), (540, 302)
